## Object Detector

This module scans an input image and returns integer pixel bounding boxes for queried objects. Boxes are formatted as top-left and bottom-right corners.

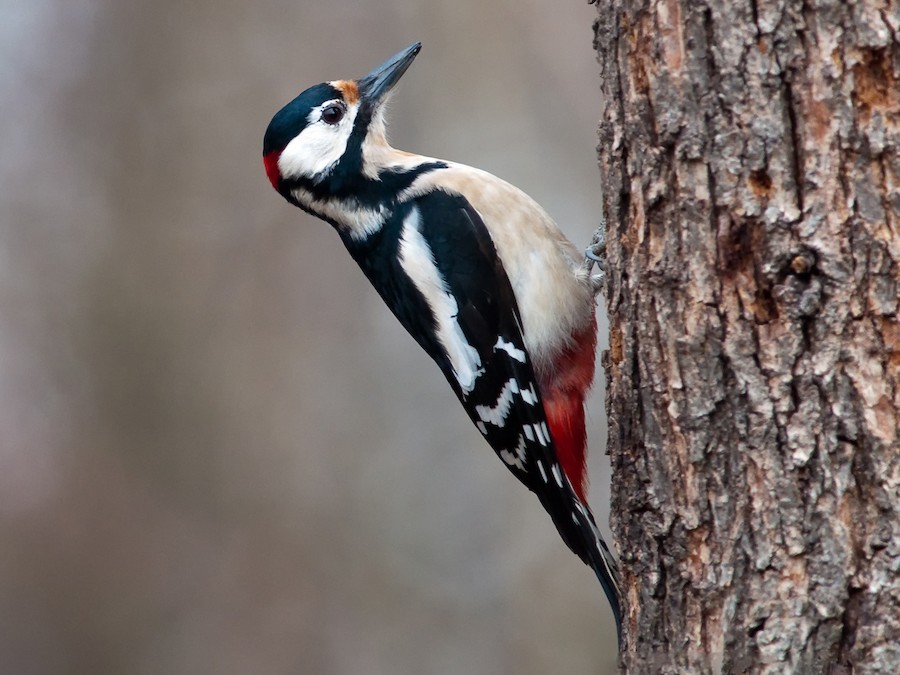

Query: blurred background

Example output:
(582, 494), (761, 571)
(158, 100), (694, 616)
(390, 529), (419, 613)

(0, 0), (615, 672)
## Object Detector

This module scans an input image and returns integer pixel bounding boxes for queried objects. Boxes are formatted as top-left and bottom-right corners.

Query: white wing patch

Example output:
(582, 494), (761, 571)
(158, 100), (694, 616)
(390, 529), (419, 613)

(551, 462), (564, 488)
(536, 459), (548, 483)
(520, 383), (538, 406)
(494, 337), (527, 363)
(475, 378), (519, 427)
(499, 434), (528, 471)
(398, 208), (484, 393)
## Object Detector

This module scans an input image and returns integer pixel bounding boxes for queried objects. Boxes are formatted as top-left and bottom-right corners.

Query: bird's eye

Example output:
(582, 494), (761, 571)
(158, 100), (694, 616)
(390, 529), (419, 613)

(321, 104), (345, 125)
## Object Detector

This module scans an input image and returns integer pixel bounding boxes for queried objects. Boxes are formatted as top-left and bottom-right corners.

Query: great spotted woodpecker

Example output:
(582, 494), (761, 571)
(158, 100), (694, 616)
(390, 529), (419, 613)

(263, 43), (621, 637)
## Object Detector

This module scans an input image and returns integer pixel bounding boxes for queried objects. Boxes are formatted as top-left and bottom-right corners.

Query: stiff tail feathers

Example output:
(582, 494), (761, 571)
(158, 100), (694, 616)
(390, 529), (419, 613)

(577, 500), (623, 644)
(535, 474), (622, 645)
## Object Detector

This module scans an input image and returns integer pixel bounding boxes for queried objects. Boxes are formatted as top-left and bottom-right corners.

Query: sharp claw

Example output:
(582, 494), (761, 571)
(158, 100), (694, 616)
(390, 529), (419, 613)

(582, 226), (606, 267)
(584, 246), (605, 263)
(581, 221), (607, 296)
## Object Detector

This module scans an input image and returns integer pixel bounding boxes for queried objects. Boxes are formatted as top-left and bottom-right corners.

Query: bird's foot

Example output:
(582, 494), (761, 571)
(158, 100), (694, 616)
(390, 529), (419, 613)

(581, 222), (606, 296)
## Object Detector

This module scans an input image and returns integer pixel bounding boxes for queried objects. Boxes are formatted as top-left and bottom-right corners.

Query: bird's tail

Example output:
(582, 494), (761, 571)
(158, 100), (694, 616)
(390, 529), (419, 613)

(577, 499), (623, 644)
(535, 476), (622, 644)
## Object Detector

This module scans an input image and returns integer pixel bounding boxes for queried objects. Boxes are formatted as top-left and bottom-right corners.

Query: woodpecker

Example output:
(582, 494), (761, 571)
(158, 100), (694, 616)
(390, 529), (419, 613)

(263, 43), (621, 637)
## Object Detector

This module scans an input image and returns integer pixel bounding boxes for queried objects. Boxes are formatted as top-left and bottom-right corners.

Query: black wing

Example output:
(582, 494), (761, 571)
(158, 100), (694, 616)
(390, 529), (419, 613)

(341, 190), (621, 634)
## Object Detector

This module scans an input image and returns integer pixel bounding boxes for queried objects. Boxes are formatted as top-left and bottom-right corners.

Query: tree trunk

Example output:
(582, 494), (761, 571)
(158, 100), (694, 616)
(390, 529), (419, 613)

(593, 0), (899, 672)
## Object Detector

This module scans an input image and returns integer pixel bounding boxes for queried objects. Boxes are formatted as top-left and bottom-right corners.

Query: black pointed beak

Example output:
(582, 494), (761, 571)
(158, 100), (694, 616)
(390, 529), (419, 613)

(357, 42), (421, 106)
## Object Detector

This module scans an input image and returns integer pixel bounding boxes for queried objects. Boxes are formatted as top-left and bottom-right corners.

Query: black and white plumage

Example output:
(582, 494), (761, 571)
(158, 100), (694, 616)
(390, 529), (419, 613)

(263, 43), (621, 639)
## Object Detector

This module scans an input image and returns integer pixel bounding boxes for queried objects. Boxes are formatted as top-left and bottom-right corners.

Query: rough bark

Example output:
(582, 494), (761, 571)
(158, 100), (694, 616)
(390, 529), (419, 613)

(594, 0), (900, 672)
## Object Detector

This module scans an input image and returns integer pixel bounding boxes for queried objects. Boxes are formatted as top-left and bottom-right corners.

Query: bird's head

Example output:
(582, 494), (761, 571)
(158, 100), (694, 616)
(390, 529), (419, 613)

(263, 42), (421, 199)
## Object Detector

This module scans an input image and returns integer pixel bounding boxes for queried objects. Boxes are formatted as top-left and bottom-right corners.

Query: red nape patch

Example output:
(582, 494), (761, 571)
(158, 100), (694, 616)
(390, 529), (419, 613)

(263, 151), (282, 190)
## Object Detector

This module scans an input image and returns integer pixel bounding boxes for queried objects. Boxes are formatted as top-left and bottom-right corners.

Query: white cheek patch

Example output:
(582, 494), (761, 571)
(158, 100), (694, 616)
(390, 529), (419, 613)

(278, 101), (359, 181)
(398, 207), (484, 394)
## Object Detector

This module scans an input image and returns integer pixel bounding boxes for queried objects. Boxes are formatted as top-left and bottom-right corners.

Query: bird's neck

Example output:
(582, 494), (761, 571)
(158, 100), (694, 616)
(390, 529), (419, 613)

(289, 147), (448, 241)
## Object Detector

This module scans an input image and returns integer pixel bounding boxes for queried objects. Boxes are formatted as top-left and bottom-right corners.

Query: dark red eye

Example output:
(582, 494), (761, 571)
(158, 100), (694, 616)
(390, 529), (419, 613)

(321, 104), (345, 125)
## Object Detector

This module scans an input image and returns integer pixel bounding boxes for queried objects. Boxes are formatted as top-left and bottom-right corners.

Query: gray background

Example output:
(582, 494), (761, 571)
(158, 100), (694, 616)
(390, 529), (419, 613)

(0, 0), (617, 672)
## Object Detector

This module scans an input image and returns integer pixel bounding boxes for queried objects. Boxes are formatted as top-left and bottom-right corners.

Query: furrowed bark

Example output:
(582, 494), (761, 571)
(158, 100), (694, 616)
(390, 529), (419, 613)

(594, 0), (900, 672)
